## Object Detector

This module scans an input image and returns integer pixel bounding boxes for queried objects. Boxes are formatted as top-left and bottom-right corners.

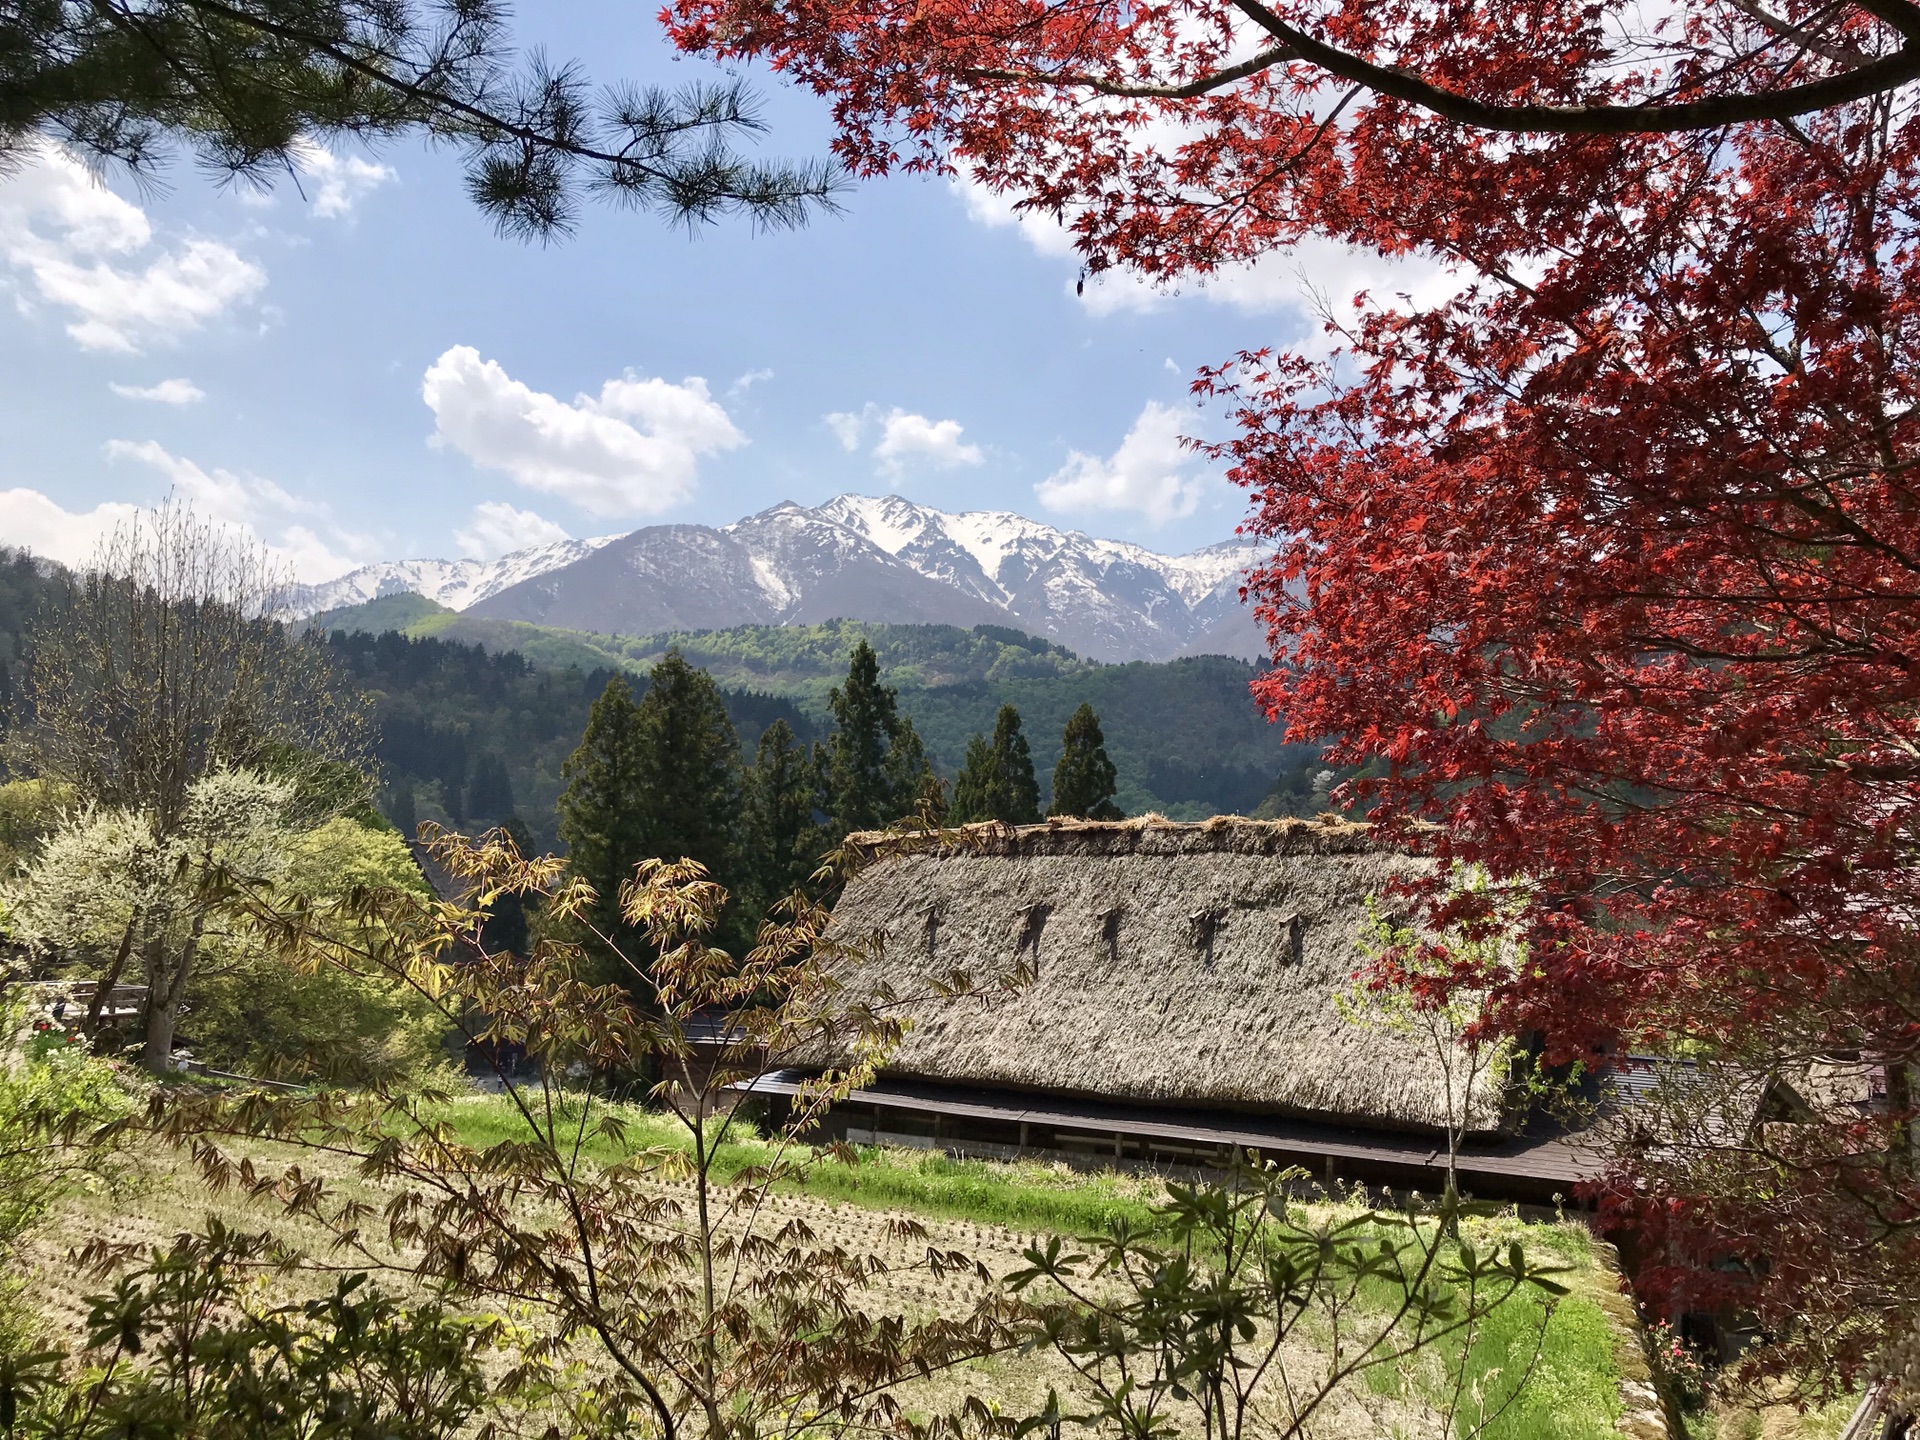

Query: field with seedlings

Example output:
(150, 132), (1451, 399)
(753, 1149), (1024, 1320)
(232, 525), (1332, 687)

(14, 1092), (1646, 1440)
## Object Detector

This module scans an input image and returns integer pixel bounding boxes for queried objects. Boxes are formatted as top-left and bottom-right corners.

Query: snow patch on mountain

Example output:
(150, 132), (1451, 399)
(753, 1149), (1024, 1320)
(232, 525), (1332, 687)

(296, 494), (1271, 662)
(286, 534), (619, 618)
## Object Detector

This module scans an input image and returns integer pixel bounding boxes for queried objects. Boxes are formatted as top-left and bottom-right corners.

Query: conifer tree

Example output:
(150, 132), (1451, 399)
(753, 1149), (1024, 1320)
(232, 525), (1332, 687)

(741, 718), (822, 921)
(627, 648), (742, 892)
(824, 640), (897, 834)
(480, 816), (534, 956)
(822, 639), (927, 837)
(911, 771), (950, 825)
(1049, 703), (1124, 820)
(951, 704), (1041, 825)
(558, 655), (744, 969)
(10, 3), (839, 242)
(883, 714), (937, 819)
(466, 750), (515, 822)
(950, 735), (994, 824)
(387, 783), (418, 840)
(556, 674), (650, 950)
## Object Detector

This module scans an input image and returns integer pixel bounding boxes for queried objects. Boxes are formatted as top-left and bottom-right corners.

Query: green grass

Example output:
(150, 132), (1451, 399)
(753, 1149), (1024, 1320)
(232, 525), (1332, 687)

(1274, 1205), (1614, 1440)
(434, 1094), (1163, 1236)
(434, 1094), (1625, 1438)
(1457, 1283), (1621, 1440)
(796, 1148), (1162, 1234)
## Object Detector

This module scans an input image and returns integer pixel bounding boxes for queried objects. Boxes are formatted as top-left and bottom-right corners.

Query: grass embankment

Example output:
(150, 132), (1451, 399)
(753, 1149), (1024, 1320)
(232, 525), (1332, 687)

(441, 1094), (1626, 1440)
(440, 1093), (1164, 1236)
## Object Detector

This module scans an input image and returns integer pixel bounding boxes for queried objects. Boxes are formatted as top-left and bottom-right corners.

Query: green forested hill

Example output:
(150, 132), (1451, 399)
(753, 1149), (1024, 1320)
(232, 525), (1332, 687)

(317, 602), (1325, 822)
(1, 566), (1326, 847)
(0, 563), (812, 853)
(326, 629), (814, 851)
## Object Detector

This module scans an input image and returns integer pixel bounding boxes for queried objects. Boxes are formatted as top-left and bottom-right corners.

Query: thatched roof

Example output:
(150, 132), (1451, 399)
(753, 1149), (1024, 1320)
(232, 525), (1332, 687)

(820, 816), (1504, 1135)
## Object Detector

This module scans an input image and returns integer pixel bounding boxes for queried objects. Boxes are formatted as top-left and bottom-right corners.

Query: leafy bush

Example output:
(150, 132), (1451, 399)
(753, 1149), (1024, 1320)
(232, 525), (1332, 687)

(0, 996), (136, 1254)
(0, 992), (138, 1356)
(180, 817), (454, 1083)
(1, 1222), (523, 1439)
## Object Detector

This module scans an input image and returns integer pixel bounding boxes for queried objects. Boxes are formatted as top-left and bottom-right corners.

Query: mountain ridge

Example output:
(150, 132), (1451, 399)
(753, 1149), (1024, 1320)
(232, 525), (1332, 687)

(290, 495), (1268, 664)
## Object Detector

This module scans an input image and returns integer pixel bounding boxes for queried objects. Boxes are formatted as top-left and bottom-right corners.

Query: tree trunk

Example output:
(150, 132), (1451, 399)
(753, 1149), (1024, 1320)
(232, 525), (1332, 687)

(142, 995), (180, 1072)
(141, 911), (207, 1072)
(1886, 1059), (1918, 1180)
(88, 913), (141, 1034)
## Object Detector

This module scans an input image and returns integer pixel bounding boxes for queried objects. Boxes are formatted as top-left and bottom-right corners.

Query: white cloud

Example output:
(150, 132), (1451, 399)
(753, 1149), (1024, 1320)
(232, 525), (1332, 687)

(110, 377), (204, 405)
(1036, 401), (1212, 525)
(729, 367), (774, 398)
(455, 500), (572, 560)
(876, 410), (982, 474)
(105, 437), (253, 521)
(0, 143), (264, 352)
(422, 346), (744, 517)
(956, 173), (1461, 337)
(0, 490), (143, 568)
(825, 410), (866, 450)
(102, 438), (365, 581)
(288, 139), (397, 219)
(826, 403), (985, 475)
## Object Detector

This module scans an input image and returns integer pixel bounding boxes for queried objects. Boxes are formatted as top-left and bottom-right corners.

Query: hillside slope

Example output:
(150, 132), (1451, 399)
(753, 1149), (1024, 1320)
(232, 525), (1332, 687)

(318, 603), (1319, 821)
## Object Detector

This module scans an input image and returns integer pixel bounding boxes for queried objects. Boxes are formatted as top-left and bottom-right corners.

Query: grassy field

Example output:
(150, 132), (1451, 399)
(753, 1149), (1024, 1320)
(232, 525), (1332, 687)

(440, 1094), (1635, 1439)
(442, 1093), (1169, 1236)
(10, 1090), (1699, 1439)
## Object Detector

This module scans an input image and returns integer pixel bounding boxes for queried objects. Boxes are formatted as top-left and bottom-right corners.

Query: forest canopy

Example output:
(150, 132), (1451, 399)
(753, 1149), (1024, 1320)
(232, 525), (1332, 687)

(313, 604), (1323, 826)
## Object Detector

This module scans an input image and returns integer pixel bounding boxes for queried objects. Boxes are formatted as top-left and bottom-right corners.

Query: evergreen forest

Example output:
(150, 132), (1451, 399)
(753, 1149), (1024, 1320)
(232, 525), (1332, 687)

(314, 600), (1329, 830)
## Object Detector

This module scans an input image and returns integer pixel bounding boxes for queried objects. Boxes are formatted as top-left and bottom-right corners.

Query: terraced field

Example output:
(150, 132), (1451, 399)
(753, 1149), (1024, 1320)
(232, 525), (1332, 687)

(17, 1102), (1645, 1440)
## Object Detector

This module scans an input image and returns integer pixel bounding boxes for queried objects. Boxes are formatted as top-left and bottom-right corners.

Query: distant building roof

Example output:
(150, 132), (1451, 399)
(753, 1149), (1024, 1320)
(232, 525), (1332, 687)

(406, 837), (468, 906)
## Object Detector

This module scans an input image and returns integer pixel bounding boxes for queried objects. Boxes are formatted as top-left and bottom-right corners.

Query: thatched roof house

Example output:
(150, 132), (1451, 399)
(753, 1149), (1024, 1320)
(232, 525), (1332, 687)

(752, 816), (1609, 1202)
(824, 815), (1492, 1133)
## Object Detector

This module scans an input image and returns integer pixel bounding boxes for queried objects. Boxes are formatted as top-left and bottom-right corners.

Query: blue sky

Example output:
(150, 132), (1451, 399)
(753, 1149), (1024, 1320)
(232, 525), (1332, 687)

(0, 0), (1360, 581)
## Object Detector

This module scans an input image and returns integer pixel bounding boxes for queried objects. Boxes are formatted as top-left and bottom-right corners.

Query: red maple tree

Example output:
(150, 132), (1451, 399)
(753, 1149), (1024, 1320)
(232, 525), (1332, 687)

(663, 0), (1920, 1397)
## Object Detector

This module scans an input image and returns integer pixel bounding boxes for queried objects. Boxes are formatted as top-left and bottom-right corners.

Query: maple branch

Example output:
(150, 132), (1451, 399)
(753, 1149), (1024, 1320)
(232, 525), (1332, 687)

(1721, 0), (1876, 68)
(969, 0), (1920, 133)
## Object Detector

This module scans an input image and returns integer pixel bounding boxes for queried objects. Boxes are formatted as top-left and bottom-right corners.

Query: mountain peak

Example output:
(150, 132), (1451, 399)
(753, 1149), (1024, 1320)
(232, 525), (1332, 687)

(289, 495), (1268, 662)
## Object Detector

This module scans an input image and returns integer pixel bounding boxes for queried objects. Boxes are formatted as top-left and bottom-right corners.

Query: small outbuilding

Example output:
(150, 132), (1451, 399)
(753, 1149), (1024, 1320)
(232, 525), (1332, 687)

(751, 816), (1605, 1203)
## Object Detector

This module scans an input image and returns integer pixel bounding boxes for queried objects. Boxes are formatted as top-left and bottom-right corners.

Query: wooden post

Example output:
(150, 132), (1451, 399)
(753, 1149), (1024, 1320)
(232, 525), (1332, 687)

(1019, 1121), (1030, 1150)
(1113, 1131), (1123, 1159)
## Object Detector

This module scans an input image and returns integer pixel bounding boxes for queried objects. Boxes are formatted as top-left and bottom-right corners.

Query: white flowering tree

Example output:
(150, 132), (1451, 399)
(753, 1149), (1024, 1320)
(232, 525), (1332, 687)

(7, 770), (298, 1068)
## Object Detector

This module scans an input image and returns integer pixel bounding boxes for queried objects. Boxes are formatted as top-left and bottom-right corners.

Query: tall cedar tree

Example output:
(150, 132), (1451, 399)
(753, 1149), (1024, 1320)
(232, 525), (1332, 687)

(556, 675), (652, 956)
(386, 783), (417, 840)
(822, 640), (926, 836)
(466, 751), (515, 822)
(1048, 703), (1123, 820)
(478, 815), (534, 957)
(740, 718), (823, 921)
(628, 648), (743, 904)
(951, 705), (1041, 826)
(558, 656), (744, 966)
(883, 714), (938, 819)
(665, 0), (1920, 1394)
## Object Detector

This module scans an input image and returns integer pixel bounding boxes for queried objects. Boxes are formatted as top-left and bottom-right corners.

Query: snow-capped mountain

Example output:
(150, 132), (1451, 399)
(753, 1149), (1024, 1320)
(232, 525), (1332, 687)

(287, 535), (619, 617)
(303, 497), (1269, 663)
(801, 495), (1265, 660)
